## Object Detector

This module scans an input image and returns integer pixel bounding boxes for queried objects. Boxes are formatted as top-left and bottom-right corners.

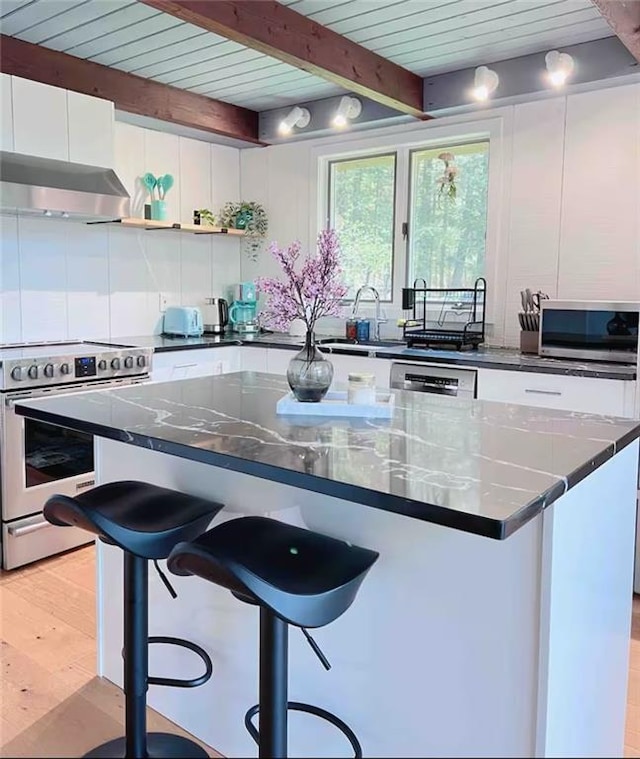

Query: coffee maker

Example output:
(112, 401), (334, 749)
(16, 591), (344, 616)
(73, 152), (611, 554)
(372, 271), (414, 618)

(229, 282), (260, 335)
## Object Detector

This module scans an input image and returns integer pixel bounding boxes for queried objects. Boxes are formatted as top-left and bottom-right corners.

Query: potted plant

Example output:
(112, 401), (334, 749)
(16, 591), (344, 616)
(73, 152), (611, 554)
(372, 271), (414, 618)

(257, 229), (347, 402)
(218, 201), (268, 260)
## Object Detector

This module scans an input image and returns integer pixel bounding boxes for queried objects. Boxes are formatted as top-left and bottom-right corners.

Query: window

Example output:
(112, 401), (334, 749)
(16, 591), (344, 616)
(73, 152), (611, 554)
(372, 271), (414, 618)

(328, 153), (396, 301)
(408, 141), (489, 287)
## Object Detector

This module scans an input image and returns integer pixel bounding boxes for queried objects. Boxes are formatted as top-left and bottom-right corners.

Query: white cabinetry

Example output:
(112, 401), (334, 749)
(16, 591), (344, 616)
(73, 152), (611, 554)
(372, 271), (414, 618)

(67, 91), (114, 168)
(151, 347), (240, 383)
(240, 347), (269, 373)
(327, 352), (391, 389)
(266, 348), (294, 376)
(9, 75), (115, 167)
(1, 73), (13, 151)
(12, 76), (68, 161)
(477, 369), (633, 417)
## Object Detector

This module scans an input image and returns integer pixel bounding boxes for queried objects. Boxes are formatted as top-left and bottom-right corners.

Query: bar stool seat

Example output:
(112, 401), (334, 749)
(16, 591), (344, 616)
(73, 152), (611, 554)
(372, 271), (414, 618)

(45, 481), (224, 759)
(44, 479), (219, 558)
(169, 516), (378, 757)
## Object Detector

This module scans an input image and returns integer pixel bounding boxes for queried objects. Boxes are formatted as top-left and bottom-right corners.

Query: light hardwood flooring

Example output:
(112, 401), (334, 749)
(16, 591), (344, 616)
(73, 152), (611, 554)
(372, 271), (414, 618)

(0, 546), (220, 758)
(0, 545), (639, 757)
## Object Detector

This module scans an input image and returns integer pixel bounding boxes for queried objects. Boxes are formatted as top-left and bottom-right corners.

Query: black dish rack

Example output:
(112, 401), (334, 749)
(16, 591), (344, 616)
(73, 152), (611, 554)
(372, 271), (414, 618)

(401, 277), (487, 350)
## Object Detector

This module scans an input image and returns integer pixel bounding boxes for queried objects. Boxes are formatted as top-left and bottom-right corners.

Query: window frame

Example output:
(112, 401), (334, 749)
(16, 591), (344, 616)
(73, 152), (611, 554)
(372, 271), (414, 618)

(314, 115), (505, 321)
(326, 150), (399, 304)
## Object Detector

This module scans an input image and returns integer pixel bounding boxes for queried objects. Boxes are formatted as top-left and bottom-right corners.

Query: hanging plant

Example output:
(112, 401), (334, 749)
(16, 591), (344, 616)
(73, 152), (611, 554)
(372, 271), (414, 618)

(436, 151), (459, 201)
(218, 201), (268, 261)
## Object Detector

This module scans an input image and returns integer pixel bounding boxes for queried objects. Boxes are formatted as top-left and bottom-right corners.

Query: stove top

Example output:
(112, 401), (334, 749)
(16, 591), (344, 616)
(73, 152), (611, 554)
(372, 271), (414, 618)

(0, 340), (153, 391)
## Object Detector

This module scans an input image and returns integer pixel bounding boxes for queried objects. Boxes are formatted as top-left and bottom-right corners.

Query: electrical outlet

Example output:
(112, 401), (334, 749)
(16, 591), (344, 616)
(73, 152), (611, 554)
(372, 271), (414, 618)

(159, 293), (168, 313)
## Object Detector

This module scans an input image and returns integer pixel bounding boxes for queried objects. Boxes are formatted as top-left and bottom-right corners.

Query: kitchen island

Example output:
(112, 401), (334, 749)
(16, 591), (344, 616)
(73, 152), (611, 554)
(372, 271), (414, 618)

(16, 372), (640, 758)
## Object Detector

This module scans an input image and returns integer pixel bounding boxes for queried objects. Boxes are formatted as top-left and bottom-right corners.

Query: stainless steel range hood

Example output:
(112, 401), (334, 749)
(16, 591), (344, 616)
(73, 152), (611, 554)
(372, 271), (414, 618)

(0, 151), (130, 221)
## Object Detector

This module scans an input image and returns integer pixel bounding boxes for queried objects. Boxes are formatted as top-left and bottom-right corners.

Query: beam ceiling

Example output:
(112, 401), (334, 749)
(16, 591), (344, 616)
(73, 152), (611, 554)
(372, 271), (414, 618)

(138, 0), (427, 118)
(590, 0), (640, 62)
(0, 34), (261, 144)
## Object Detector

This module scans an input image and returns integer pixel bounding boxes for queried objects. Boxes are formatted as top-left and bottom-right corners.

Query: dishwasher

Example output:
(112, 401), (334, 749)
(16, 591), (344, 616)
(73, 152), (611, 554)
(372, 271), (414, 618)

(389, 362), (477, 399)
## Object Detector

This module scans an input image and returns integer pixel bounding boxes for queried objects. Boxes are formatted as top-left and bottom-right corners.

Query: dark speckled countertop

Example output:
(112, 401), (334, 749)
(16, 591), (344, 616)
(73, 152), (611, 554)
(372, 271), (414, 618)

(15, 372), (640, 540)
(96, 333), (638, 381)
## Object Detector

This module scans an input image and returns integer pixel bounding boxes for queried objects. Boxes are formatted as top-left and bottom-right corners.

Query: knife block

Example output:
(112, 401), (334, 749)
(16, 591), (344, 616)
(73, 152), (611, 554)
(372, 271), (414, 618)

(520, 330), (539, 355)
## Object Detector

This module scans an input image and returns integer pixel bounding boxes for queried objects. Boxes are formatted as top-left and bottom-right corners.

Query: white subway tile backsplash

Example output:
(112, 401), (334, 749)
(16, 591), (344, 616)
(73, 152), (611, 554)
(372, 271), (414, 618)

(1, 121), (241, 344)
(1, 215), (21, 343)
(18, 217), (68, 341)
(66, 223), (110, 339)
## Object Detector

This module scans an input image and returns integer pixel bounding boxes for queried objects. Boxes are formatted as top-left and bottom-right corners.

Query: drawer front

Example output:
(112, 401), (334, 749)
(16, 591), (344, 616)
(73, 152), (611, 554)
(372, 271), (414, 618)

(477, 369), (628, 416)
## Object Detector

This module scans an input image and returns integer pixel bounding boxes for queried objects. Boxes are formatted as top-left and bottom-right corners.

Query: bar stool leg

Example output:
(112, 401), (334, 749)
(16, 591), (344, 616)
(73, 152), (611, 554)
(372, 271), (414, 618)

(259, 607), (288, 759)
(124, 552), (149, 758)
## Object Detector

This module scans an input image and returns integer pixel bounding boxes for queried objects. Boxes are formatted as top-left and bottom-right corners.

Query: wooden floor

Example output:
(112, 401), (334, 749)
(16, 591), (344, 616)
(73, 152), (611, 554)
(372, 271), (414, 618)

(0, 546), (639, 757)
(0, 546), (220, 758)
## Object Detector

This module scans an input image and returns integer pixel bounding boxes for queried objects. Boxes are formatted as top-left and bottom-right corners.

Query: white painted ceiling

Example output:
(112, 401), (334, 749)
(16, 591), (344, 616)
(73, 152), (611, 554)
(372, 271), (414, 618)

(0, 0), (614, 111)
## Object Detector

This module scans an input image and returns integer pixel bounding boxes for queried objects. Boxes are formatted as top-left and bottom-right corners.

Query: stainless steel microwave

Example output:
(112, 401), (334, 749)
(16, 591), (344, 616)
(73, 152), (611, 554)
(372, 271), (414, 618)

(539, 300), (639, 364)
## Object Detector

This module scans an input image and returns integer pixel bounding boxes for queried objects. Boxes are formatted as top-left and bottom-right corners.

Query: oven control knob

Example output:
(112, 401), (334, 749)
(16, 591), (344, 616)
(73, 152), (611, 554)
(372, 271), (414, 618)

(124, 356), (134, 369)
(44, 363), (55, 378)
(111, 358), (121, 370)
(60, 363), (71, 375)
(137, 356), (146, 368)
(28, 365), (39, 380)
(98, 359), (107, 371)
(10, 366), (24, 381)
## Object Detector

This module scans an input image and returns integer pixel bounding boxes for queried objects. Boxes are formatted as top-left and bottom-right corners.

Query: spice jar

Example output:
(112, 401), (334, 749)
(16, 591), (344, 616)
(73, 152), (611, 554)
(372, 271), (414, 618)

(347, 372), (376, 405)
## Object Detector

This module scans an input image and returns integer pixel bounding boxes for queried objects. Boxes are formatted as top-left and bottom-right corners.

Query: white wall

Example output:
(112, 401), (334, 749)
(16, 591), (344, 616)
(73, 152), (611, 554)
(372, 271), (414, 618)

(0, 122), (241, 343)
(240, 81), (640, 347)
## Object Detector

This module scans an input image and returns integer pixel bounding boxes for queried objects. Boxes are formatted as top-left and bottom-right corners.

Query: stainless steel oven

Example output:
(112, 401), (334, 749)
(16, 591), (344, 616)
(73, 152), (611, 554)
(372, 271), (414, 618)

(0, 341), (152, 569)
(539, 300), (639, 364)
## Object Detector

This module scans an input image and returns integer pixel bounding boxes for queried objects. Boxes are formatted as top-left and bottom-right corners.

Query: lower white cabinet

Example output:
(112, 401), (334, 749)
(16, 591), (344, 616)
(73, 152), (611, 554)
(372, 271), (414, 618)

(326, 352), (391, 389)
(151, 347), (240, 383)
(240, 347), (269, 373)
(266, 348), (293, 376)
(477, 368), (635, 417)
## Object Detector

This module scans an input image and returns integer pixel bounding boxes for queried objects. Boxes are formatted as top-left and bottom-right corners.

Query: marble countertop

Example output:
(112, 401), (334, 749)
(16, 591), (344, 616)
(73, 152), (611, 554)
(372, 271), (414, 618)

(97, 333), (637, 380)
(15, 372), (640, 540)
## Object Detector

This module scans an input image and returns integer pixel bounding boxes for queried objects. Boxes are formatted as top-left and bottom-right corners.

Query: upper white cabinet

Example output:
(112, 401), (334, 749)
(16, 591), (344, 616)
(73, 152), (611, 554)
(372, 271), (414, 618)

(9, 75), (115, 167)
(1, 74), (13, 151)
(558, 84), (640, 301)
(12, 76), (69, 161)
(67, 90), (114, 168)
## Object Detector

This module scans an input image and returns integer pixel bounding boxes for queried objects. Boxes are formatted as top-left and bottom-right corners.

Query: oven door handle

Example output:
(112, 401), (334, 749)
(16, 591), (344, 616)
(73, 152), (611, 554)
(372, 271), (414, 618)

(8, 519), (54, 537)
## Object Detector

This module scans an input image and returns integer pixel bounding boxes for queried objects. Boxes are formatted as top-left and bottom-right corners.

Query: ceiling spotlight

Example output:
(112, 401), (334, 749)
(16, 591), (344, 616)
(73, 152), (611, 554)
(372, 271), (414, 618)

(545, 50), (574, 87)
(332, 96), (362, 129)
(472, 66), (499, 101)
(278, 106), (311, 136)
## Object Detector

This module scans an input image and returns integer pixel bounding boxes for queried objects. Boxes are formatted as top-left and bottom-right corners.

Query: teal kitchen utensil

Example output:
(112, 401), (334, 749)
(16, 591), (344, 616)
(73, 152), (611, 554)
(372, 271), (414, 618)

(157, 174), (174, 200)
(142, 172), (157, 199)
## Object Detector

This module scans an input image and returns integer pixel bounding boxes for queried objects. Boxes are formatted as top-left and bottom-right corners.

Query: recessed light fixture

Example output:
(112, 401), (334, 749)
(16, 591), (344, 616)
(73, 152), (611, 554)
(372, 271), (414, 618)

(472, 66), (499, 101)
(545, 50), (574, 87)
(332, 96), (362, 129)
(278, 106), (311, 136)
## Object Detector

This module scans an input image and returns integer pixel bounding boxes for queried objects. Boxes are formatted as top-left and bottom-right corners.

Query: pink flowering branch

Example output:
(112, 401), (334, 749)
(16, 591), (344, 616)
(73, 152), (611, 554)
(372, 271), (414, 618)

(256, 229), (347, 333)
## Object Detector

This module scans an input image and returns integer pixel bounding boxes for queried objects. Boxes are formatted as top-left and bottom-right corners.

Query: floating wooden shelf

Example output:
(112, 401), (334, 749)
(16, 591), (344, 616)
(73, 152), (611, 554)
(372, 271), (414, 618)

(87, 217), (245, 236)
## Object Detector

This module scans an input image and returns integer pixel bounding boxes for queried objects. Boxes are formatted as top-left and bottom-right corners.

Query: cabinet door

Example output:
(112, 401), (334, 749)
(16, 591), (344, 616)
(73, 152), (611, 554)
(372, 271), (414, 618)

(476, 368), (629, 416)
(1, 74), (13, 151)
(12, 77), (68, 161)
(266, 348), (294, 376)
(240, 347), (269, 373)
(68, 91), (114, 167)
(327, 353), (391, 389)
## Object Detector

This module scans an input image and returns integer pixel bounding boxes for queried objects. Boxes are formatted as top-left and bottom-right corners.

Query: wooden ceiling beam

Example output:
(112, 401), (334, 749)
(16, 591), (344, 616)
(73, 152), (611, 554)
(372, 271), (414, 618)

(591, 0), (640, 62)
(139, 0), (427, 118)
(0, 34), (261, 144)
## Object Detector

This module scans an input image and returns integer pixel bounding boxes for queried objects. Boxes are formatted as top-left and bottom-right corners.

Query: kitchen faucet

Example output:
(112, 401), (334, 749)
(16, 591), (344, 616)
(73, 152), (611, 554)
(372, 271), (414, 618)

(351, 285), (386, 341)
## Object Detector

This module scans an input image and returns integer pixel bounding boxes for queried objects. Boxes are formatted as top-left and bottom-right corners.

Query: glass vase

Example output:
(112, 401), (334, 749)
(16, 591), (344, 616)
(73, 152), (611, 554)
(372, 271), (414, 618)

(287, 331), (333, 402)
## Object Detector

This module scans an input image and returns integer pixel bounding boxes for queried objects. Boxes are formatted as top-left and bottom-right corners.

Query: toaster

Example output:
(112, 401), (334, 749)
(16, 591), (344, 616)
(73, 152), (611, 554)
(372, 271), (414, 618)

(163, 306), (204, 337)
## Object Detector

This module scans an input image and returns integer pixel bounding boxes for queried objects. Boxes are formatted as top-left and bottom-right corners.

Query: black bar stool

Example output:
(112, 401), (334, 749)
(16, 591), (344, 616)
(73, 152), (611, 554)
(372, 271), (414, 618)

(167, 516), (379, 759)
(44, 480), (225, 758)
